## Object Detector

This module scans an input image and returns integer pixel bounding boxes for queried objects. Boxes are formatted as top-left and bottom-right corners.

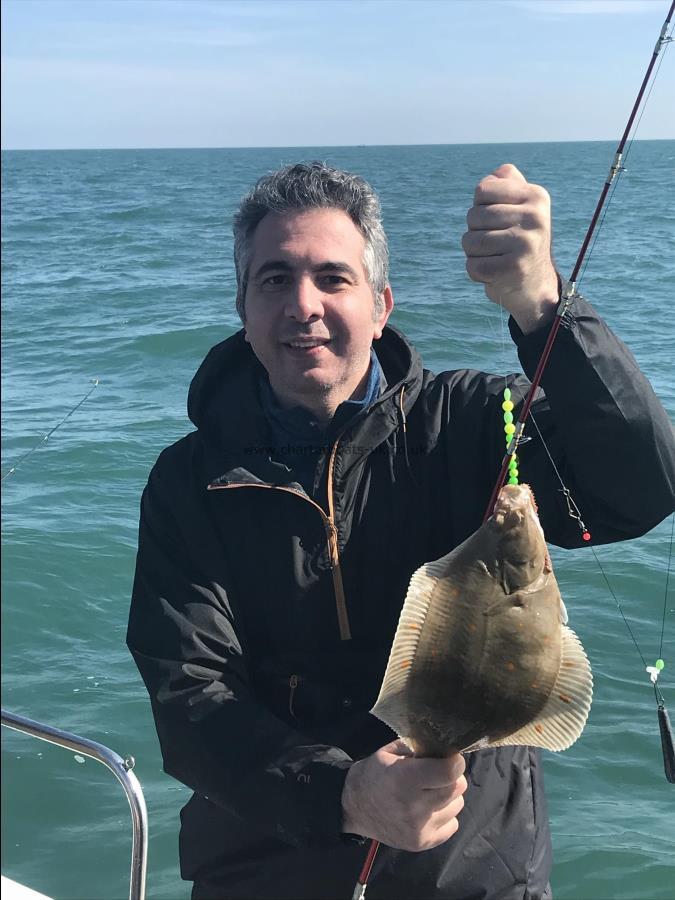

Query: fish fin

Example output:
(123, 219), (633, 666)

(486, 624), (593, 752)
(559, 597), (569, 625)
(370, 556), (451, 736)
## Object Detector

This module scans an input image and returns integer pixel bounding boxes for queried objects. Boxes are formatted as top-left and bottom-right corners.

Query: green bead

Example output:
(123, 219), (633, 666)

(510, 453), (518, 465)
(503, 388), (511, 401)
(656, 659), (665, 671)
(508, 476), (519, 485)
(502, 400), (514, 412)
(503, 411), (514, 424)
(509, 468), (519, 479)
(504, 423), (516, 435)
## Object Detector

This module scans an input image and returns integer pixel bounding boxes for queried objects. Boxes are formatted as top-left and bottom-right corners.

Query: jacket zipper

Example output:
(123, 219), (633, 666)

(207, 477), (352, 641)
(324, 438), (351, 640)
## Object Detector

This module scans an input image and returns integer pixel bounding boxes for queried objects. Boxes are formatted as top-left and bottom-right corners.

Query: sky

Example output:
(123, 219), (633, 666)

(1, 0), (673, 150)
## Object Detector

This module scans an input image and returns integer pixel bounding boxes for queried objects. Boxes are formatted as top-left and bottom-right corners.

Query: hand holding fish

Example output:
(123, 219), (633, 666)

(341, 740), (467, 852)
(462, 163), (559, 334)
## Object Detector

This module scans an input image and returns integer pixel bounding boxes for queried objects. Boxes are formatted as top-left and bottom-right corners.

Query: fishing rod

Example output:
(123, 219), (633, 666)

(1, 379), (100, 481)
(482, 0), (675, 524)
(481, 0), (675, 784)
(480, 0), (675, 790)
(481, 0), (675, 788)
(354, 4), (675, 897)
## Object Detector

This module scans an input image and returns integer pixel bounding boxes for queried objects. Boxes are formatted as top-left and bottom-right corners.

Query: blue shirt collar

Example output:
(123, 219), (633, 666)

(259, 348), (386, 447)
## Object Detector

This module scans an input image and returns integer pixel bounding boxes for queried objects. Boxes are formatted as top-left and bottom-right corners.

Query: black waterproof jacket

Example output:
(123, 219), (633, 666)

(127, 295), (675, 900)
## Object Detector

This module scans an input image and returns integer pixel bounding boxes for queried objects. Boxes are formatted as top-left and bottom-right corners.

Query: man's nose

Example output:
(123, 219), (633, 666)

(284, 276), (324, 322)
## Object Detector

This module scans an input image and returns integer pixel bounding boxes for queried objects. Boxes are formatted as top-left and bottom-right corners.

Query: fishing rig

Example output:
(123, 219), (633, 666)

(1, 379), (99, 482)
(354, 3), (675, 896)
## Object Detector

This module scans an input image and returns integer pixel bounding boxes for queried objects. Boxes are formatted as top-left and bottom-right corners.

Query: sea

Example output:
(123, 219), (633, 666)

(1, 142), (674, 900)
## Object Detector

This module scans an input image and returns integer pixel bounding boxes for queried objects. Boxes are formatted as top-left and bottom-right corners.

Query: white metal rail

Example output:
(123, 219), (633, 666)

(1, 708), (148, 900)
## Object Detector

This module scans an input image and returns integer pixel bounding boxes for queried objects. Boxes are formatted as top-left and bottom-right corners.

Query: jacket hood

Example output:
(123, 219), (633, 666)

(187, 324), (424, 441)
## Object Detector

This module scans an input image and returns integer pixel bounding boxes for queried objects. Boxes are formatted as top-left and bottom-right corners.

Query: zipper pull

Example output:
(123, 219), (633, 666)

(288, 674), (299, 718)
(326, 522), (339, 568)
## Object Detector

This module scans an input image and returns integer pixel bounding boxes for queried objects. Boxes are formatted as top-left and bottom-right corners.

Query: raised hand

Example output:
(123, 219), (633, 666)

(462, 163), (559, 334)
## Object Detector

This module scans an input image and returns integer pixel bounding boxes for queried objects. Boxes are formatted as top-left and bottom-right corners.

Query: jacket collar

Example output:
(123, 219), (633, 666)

(188, 325), (423, 485)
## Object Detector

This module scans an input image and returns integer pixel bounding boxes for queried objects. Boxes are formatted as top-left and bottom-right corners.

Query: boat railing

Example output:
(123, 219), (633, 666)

(1, 708), (148, 900)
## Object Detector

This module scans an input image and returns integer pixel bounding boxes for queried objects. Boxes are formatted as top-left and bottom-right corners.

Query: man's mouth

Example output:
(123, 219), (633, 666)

(282, 337), (331, 350)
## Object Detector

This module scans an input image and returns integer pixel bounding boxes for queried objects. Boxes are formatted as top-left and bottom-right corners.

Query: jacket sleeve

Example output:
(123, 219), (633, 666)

(508, 293), (675, 547)
(126, 457), (353, 850)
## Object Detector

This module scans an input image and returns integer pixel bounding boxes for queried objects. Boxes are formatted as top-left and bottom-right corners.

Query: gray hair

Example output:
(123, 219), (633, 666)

(233, 162), (389, 321)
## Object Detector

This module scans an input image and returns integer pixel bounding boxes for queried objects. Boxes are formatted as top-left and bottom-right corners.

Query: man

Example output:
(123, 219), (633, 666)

(127, 162), (674, 899)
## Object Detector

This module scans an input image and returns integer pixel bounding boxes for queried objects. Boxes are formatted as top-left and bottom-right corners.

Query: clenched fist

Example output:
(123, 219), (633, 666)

(462, 163), (559, 334)
(341, 740), (467, 852)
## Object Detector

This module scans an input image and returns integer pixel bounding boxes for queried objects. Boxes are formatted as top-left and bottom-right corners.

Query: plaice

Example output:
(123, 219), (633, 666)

(371, 484), (593, 757)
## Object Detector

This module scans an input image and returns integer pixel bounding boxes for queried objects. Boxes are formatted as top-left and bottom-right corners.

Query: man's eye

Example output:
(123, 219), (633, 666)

(262, 274), (290, 288)
(320, 275), (349, 287)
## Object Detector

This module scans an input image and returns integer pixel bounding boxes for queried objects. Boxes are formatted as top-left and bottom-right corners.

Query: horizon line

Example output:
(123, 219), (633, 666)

(2, 137), (674, 153)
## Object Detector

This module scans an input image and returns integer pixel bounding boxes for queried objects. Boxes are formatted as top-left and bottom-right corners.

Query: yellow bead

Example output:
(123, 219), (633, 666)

(502, 400), (514, 412)
(504, 423), (516, 435)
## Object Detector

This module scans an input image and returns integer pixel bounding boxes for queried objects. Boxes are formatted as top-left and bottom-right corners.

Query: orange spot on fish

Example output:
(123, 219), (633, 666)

(468, 623), (477, 632)
(535, 724), (544, 734)
(506, 662), (515, 672)
(400, 660), (411, 669)
(531, 682), (539, 689)
(559, 694), (571, 704)
(408, 623), (420, 630)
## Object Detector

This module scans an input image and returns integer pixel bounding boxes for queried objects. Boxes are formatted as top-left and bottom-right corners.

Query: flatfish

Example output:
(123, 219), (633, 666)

(371, 484), (593, 756)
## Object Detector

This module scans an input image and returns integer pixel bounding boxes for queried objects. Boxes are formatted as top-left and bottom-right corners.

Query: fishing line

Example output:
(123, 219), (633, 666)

(1, 379), (100, 481)
(660, 513), (674, 661)
(576, 170), (623, 290)
(482, 0), (675, 522)
(577, 19), (673, 289)
(620, 22), (673, 174)
(355, 7), (675, 896)
(529, 407), (674, 780)
(499, 296), (509, 393)
(527, 412), (588, 536)
(520, 4), (675, 722)
(587, 544), (649, 671)
(528, 410), (670, 675)
(494, 293), (519, 483)
(588, 537), (670, 726)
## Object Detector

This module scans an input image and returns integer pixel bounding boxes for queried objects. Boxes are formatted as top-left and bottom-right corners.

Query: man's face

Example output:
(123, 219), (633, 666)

(243, 208), (393, 417)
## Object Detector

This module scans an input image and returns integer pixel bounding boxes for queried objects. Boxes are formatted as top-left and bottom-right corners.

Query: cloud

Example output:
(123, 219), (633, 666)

(508, 0), (665, 15)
